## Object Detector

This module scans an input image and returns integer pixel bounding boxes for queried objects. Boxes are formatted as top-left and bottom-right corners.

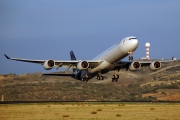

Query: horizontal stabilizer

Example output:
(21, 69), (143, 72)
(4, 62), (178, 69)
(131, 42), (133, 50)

(43, 73), (75, 76)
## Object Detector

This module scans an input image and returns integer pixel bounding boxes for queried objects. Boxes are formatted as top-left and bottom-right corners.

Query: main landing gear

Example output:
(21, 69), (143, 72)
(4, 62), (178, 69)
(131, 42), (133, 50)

(112, 75), (119, 82)
(81, 74), (89, 82)
(81, 78), (88, 82)
(112, 69), (119, 82)
(96, 72), (104, 80)
(96, 75), (104, 80)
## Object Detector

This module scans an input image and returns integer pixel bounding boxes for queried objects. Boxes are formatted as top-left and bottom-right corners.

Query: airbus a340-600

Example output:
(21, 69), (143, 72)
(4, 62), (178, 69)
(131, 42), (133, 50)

(4, 36), (173, 82)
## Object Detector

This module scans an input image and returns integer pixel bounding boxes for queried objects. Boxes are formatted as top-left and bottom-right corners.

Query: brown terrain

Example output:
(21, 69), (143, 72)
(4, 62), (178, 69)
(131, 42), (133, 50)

(0, 60), (180, 101)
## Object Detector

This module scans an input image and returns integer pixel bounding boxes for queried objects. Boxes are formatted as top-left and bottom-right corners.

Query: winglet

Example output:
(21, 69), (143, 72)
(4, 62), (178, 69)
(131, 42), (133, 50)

(4, 54), (10, 59)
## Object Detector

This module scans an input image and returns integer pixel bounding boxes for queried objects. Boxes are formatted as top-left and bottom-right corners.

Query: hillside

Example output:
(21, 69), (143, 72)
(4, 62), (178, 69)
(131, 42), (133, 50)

(0, 60), (180, 101)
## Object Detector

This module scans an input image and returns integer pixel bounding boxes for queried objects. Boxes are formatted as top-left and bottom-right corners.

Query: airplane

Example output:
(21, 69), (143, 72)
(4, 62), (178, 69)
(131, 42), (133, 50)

(4, 36), (173, 82)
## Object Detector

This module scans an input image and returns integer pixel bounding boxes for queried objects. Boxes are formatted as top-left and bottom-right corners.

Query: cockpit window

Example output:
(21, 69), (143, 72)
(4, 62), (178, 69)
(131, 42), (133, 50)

(129, 38), (137, 40)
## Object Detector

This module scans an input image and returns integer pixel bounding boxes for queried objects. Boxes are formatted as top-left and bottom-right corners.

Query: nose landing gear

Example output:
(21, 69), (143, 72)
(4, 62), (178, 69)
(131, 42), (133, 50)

(128, 51), (133, 61)
(129, 56), (133, 60)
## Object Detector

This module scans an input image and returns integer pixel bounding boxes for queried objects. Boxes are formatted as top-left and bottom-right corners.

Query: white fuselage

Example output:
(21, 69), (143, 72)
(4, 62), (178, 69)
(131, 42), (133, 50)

(90, 36), (138, 74)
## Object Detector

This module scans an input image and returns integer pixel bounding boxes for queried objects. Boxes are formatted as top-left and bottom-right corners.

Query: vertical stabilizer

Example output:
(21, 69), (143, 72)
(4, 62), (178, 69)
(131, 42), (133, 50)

(70, 51), (77, 72)
(70, 51), (77, 60)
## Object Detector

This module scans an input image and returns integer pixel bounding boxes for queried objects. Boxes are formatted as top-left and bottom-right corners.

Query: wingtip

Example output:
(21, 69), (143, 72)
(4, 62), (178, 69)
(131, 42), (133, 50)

(4, 54), (10, 59)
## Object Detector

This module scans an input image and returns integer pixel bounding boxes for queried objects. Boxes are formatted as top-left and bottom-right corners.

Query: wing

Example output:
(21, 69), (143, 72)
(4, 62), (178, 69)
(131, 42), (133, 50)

(4, 54), (102, 69)
(54, 60), (102, 69)
(136, 59), (174, 66)
(112, 59), (174, 71)
(4, 54), (45, 63)
(112, 61), (131, 71)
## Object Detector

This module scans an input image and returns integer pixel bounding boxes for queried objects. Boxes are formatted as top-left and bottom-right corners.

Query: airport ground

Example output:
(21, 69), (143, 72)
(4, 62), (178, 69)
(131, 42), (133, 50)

(0, 102), (180, 120)
(0, 61), (180, 120)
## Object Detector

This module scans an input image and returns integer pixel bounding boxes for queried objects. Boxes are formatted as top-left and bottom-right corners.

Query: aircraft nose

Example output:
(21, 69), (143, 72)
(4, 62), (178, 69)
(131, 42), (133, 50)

(131, 39), (138, 50)
(133, 39), (138, 47)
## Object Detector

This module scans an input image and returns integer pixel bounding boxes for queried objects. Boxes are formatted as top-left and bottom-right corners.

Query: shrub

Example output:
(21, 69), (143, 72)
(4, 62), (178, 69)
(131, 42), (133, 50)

(97, 109), (102, 111)
(62, 115), (70, 117)
(161, 91), (167, 95)
(150, 108), (155, 110)
(116, 114), (122, 117)
(91, 111), (97, 114)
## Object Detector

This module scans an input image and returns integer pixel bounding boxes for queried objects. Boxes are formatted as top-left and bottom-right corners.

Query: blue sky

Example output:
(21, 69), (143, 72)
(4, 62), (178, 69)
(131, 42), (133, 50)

(1, 0), (180, 74)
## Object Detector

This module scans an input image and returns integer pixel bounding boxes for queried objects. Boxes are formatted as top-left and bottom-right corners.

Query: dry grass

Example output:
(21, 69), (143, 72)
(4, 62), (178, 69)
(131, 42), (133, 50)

(0, 103), (180, 120)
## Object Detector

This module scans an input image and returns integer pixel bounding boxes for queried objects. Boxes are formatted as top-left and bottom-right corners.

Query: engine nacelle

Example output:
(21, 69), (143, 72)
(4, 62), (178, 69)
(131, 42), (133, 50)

(129, 61), (141, 71)
(43, 60), (55, 70)
(150, 61), (161, 70)
(77, 61), (89, 70)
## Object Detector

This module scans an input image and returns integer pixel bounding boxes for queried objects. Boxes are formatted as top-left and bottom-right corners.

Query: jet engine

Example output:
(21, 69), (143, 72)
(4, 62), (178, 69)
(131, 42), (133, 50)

(77, 61), (89, 70)
(129, 61), (141, 71)
(150, 61), (161, 70)
(43, 60), (55, 70)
